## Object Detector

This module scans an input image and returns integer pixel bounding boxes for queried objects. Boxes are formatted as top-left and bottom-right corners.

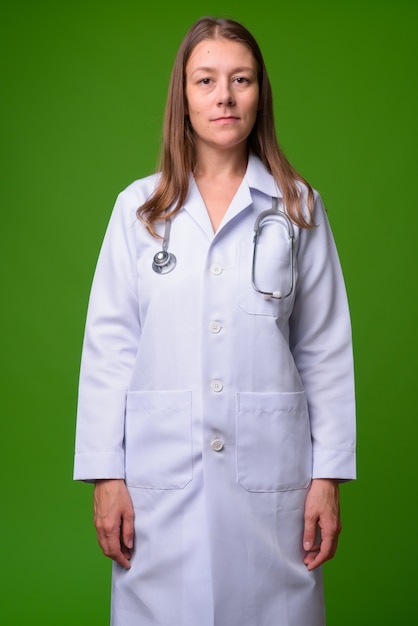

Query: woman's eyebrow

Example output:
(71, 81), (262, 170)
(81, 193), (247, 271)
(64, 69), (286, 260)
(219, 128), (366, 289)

(189, 65), (256, 76)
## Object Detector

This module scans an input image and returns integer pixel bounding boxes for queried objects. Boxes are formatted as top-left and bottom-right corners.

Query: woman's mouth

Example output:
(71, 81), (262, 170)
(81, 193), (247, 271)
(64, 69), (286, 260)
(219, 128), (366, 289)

(212, 116), (240, 124)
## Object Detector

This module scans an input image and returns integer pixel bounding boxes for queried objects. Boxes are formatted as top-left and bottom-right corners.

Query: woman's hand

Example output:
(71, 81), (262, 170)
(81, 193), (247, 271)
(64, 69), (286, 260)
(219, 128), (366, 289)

(303, 478), (342, 571)
(93, 479), (135, 569)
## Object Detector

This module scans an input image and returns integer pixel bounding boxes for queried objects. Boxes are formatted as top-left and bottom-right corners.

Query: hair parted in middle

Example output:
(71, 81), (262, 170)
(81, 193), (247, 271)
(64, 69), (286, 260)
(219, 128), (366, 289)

(137, 16), (314, 235)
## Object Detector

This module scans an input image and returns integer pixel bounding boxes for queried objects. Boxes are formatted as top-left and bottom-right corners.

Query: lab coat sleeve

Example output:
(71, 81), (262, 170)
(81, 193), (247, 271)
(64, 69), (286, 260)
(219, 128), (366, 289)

(289, 192), (356, 480)
(73, 190), (140, 481)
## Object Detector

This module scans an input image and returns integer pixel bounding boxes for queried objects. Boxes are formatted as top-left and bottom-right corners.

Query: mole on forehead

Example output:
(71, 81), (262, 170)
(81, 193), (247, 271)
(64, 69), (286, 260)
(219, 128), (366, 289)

(188, 42), (255, 66)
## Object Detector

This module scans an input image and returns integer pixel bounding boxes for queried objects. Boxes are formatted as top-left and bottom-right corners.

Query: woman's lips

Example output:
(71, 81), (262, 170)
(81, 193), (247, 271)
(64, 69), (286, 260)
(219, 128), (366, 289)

(212, 116), (240, 123)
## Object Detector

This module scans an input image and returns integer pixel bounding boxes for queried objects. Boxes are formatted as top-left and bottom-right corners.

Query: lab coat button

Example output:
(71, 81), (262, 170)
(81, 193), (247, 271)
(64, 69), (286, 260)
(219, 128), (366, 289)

(209, 321), (222, 334)
(211, 439), (224, 452)
(210, 380), (223, 393)
(210, 264), (223, 276)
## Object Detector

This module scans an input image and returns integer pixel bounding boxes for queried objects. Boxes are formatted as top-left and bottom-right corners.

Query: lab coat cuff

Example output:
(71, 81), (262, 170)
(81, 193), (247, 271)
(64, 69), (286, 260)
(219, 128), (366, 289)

(312, 447), (356, 481)
(73, 451), (125, 482)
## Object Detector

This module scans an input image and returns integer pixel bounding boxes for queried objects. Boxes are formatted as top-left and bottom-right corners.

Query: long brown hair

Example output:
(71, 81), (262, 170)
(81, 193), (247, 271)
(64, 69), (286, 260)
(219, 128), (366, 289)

(137, 16), (314, 234)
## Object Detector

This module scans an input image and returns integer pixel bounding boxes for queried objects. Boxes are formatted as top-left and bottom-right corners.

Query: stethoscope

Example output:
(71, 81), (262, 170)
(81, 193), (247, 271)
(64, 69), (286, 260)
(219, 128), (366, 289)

(152, 198), (295, 299)
(251, 198), (295, 300)
(152, 218), (177, 274)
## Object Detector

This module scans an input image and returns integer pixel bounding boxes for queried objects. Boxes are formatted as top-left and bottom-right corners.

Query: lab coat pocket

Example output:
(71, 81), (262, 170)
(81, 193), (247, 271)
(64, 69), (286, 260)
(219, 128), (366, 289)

(125, 390), (192, 489)
(236, 391), (312, 492)
(237, 240), (294, 319)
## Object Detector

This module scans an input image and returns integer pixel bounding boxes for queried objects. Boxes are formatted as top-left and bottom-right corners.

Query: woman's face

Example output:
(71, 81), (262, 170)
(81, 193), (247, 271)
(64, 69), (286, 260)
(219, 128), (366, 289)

(185, 38), (259, 156)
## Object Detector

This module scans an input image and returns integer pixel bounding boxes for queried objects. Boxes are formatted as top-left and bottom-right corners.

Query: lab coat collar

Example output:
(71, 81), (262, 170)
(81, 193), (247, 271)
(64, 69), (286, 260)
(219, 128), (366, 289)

(184, 154), (281, 239)
(245, 152), (283, 199)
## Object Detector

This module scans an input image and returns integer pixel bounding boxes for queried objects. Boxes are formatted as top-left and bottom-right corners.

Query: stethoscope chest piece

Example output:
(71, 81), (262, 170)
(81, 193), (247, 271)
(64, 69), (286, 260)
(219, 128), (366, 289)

(152, 250), (177, 274)
(152, 218), (177, 274)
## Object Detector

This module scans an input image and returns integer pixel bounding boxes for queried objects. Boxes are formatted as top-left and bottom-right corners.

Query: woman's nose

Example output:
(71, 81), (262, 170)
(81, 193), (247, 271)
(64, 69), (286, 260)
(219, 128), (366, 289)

(217, 81), (235, 106)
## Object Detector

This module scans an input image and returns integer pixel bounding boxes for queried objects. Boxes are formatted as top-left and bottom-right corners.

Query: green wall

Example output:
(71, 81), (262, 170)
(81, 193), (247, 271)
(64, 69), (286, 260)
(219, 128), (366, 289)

(1, 0), (417, 623)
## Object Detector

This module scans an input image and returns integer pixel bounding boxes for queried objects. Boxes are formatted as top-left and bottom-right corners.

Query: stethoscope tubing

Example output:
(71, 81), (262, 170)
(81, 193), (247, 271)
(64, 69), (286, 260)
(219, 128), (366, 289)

(152, 218), (177, 274)
(152, 198), (295, 300)
(251, 199), (295, 300)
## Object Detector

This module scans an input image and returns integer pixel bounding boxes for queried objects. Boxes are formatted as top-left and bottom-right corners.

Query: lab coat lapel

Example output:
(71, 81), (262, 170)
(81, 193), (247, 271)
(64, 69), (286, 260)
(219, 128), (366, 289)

(244, 152), (282, 200)
(182, 154), (282, 238)
(183, 177), (253, 240)
(183, 179), (215, 240)
(215, 154), (282, 233)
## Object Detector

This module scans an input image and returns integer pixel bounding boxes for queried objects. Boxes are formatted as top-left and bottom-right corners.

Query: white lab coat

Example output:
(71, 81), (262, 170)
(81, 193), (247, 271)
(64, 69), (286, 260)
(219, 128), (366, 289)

(74, 154), (356, 626)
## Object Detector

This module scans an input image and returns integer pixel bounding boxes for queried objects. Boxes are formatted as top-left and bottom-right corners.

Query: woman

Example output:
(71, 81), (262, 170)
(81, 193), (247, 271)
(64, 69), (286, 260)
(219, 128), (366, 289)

(74, 16), (356, 626)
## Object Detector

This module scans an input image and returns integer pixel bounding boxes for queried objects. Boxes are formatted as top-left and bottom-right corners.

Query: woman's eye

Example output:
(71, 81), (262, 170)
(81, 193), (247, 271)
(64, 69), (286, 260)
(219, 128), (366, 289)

(199, 78), (211, 85)
(235, 77), (249, 84)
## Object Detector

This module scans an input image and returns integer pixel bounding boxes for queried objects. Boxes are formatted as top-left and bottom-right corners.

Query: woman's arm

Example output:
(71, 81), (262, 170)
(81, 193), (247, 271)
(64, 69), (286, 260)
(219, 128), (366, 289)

(302, 478), (341, 570)
(74, 189), (141, 482)
(290, 192), (356, 481)
(94, 479), (135, 569)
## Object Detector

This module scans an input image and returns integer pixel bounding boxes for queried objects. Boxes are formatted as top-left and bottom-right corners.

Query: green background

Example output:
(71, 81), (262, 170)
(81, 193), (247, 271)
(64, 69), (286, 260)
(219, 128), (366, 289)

(1, 0), (417, 623)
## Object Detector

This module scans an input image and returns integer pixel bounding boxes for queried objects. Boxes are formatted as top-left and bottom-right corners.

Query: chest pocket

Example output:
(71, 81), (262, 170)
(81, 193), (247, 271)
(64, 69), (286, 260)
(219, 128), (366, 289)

(237, 223), (296, 319)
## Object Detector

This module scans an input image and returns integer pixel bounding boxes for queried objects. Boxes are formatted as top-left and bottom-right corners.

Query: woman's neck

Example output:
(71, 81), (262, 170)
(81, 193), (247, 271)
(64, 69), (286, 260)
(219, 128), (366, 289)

(193, 146), (248, 232)
(193, 144), (248, 183)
